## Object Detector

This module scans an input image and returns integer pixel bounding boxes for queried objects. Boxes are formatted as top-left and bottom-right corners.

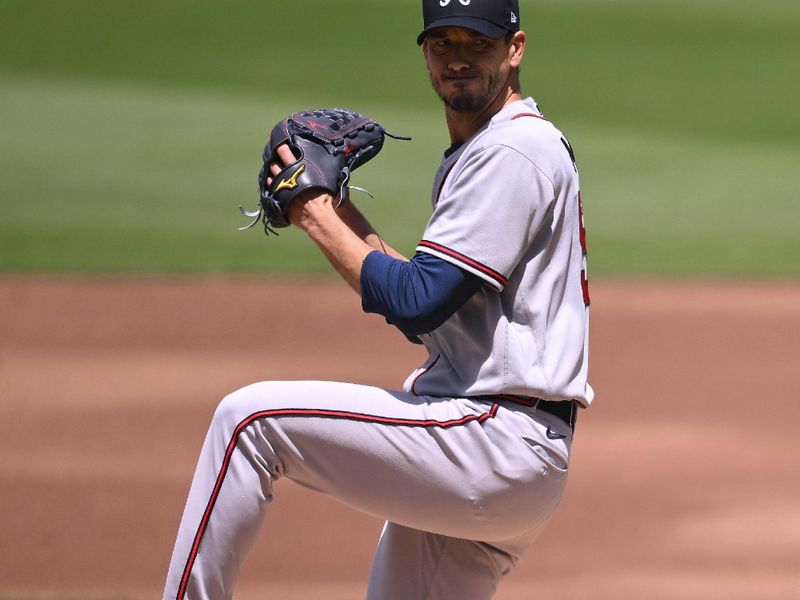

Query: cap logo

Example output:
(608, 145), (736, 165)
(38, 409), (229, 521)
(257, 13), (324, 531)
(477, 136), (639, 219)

(418, 0), (520, 46)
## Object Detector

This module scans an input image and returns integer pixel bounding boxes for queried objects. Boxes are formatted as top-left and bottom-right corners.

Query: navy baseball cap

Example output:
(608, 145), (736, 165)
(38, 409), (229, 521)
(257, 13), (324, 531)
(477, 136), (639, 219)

(417, 0), (520, 46)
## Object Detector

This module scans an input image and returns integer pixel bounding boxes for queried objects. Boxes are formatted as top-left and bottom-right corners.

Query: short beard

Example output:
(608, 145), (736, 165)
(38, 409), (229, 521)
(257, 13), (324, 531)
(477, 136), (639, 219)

(431, 67), (507, 114)
(432, 74), (491, 113)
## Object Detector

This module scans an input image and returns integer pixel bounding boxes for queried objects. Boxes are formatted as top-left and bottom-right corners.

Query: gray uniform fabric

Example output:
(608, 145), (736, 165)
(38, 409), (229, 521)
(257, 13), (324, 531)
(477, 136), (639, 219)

(163, 382), (572, 599)
(162, 98), (589, 600)
(411, 98), (593, 406)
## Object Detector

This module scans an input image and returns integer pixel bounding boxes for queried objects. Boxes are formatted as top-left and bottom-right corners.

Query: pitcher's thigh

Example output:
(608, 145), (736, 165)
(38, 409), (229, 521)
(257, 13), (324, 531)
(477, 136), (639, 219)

(215, 382), (563, 542)
(366, 522), (519, 600)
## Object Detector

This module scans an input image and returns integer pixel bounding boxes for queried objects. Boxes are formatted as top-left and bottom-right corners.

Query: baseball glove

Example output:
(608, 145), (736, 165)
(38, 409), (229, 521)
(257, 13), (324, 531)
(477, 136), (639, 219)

(239, 108), (409, 235)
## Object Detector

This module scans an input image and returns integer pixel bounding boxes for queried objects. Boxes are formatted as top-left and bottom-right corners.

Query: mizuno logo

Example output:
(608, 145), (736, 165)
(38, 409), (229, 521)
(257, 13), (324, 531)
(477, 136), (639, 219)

(275, 165), (305, 192)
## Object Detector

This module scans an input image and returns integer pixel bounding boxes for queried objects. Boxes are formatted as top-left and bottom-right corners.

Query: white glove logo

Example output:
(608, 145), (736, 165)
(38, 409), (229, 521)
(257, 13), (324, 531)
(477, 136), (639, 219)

(439, 0), (471, 6)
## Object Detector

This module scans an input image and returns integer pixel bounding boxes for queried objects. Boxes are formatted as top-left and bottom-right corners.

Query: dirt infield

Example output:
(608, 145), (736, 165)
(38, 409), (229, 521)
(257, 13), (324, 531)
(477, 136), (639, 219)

(1, 278), (799, 600)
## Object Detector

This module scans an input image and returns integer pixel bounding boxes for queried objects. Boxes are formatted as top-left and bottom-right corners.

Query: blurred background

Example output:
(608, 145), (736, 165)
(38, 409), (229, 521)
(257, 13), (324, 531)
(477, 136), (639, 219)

(1, 1), (799, 599)
(1, 0), (797, 278)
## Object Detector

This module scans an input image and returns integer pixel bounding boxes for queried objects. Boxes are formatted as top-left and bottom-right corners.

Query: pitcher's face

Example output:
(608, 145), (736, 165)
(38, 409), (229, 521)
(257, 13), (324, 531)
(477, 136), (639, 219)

(423, 27), (517, 113)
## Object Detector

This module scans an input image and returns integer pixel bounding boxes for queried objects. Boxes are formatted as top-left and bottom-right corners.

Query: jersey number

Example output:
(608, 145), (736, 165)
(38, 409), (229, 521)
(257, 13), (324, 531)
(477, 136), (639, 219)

(561, 135), (590, 308)
(578, 191), (590, 307)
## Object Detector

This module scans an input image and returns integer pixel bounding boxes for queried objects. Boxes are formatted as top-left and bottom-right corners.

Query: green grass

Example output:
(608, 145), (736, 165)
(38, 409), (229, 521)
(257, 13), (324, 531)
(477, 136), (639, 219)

(0, 73), (443, 273)
(1, 0), (798, 277)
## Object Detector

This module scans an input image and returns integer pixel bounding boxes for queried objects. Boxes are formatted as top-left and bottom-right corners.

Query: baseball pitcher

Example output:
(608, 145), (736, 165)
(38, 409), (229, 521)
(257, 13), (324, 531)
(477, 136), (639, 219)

(164, 0), (593, 598)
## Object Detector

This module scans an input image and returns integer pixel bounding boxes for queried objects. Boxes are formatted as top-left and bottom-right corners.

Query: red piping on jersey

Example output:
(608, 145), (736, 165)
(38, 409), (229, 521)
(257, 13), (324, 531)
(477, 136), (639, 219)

(511, 112), (547, 121)
(418, 240), (507, 288)
(410, 354), (440, 396)
(176, 401), (499, 598)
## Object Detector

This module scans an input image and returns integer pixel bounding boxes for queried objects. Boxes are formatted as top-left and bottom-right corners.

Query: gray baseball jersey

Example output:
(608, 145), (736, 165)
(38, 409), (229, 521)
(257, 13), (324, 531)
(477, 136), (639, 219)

(163, 101), (590, 600)
(408, 97), (593, 406)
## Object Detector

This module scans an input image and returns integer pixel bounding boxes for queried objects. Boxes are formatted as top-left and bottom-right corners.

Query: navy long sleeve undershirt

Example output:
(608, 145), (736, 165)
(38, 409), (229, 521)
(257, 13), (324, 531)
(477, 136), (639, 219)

(360, 250), (484, 341)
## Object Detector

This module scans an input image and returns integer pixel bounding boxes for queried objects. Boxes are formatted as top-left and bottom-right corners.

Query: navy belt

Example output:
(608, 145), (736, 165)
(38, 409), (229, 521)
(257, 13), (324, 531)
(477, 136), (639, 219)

(484, 394), (577, 431)
(537, 399), (577, 431)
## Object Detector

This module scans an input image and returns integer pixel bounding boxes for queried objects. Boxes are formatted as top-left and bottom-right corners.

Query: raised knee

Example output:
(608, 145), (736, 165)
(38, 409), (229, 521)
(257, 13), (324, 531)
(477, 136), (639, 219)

(212, 391), (245, 429)
(212, 381), (284, 428)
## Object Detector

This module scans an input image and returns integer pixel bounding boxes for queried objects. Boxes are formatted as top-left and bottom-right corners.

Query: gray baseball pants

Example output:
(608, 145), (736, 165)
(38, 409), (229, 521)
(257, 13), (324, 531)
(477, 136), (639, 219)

(162, 380), (572, 599)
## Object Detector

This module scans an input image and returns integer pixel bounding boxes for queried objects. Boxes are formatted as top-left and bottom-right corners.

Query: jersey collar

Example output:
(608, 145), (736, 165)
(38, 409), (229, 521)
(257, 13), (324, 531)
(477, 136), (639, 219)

(489, 97), (543, 126)
(439, 98), (542, 160)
